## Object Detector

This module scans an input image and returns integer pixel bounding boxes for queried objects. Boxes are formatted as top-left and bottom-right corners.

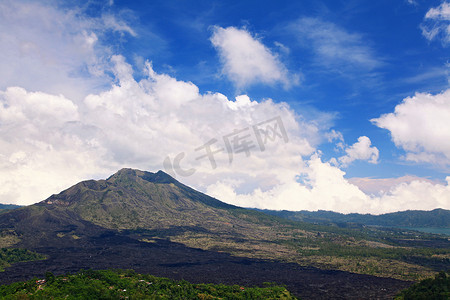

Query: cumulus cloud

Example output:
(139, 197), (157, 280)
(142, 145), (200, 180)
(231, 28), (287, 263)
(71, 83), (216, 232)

(210, 26), (298, 88)
(0, 87), (110, 205)
(421, 2), (450, 46)
(207, 154), (450, 214)
(348, 175), (436, 195)
(206, 154), (371, 213)
(372, 89), (450, 166)
(337, 136), (379, 167)
(375, 178), (450, 212)
(0, 55), (317, 205)
(0, 0), (135, 100)
(0, 54), (448, 213)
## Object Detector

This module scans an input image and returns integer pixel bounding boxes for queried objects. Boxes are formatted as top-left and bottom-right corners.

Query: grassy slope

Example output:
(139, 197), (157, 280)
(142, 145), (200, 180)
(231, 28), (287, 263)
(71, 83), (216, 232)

(0, 248), (46, 271)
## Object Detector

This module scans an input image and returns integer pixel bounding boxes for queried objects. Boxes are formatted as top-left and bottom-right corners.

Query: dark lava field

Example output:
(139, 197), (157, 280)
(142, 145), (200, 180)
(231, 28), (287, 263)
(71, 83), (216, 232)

(0, 231), (411, 300)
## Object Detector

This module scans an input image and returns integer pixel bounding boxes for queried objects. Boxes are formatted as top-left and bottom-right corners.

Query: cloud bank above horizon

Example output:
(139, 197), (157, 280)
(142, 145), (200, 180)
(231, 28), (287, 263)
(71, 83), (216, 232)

(0, 0), (449, 214)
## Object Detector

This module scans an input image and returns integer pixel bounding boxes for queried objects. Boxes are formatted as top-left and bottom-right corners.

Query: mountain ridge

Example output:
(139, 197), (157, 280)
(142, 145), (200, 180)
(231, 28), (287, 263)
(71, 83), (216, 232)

(37, 168), (240, 230)
(259, 208), (450, 228)
(0, 168), (282, 251)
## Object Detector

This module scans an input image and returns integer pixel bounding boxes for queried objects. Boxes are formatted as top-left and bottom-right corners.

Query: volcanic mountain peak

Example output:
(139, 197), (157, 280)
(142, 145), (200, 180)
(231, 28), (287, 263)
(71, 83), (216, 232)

(30, 168), (239, 232)
(42, 168), (184, 207)
(106, 168), (178, 185)
(0, 168), (248, 248)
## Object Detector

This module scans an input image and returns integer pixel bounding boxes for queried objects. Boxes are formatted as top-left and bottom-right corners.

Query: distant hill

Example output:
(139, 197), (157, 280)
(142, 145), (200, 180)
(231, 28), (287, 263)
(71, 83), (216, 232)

(0, 204), (22, 210)
(260, 208), (450, 228)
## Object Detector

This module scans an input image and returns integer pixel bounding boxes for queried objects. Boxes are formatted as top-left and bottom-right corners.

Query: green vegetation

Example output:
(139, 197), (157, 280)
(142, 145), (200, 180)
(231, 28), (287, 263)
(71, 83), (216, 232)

(0, 248), (46, 271)
(276, 235), (449, 280)
(0, 269), (297, 299)
(395, 271), (450, 299)
(0, 204), (22, 211)
(170, 209), (448, 280)
(263, 208), (450, 228)
(0, 204), (22, 216)
(285, 236), (449, 259)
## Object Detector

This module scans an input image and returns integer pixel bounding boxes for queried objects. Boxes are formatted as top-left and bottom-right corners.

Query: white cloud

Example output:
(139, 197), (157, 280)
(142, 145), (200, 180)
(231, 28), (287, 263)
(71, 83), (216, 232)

(0, 87), (109, 205)
(101, 14), (137, 37)
(290, 17), (381, 71)
(210, 26), (298, 88)
(325, 129), (344, 143)
(402, 66), (450, 87)
(0, 54), (448, 213)
(348, 175), (436, 195)
(375, 178), (450, 213)
(206, 154), (371, 213)
(274, 41), (290, 55)
(421, 2), (450, 46)
(425, 2), (450, 20)
(0, 0), (135, 100)
(337, 136), (379, 167)
(372, 89), (450, 166)
(0, 55), (317, 205)
(207, 154), (450, 214)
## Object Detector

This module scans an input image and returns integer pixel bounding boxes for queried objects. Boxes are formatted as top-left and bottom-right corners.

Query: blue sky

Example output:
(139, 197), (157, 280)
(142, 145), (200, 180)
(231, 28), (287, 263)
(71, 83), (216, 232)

(111, 0), (449, 177)
(0, 0), (449, 213)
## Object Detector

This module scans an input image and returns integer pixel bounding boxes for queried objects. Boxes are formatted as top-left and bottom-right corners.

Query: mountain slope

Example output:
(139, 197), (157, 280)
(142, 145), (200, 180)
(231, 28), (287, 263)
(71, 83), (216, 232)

(0, 169), (288, 256)
(33, 168), (292, 254)
(42, 168), (239, 230)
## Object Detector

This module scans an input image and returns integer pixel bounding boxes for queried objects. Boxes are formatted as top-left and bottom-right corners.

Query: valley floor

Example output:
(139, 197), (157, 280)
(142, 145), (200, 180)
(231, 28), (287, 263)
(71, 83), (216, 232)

(0, 235), (412, 300)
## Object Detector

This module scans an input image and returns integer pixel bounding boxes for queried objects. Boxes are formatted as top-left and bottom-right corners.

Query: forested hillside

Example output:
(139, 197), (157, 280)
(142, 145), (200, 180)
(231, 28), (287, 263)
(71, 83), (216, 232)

(0, 269), (297, 299)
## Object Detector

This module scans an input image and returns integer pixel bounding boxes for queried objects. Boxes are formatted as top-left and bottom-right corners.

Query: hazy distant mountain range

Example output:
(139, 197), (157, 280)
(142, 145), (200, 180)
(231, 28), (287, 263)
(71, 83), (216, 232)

(259, 208), (450, 228)
(0, 204), (22, 211)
